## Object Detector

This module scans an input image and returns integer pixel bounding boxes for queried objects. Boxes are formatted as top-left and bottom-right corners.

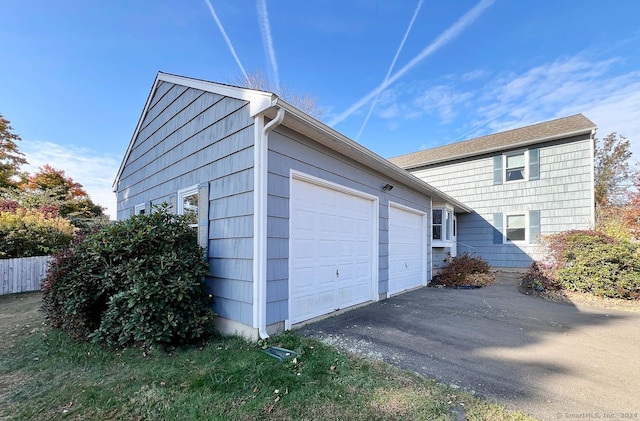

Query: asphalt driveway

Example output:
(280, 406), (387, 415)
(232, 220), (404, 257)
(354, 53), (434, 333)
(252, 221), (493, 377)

(297, 273), (640, 420)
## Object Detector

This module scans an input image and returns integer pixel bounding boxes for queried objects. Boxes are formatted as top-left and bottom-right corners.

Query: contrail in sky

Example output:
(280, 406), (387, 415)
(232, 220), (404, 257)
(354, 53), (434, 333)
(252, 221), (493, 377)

(355, 0), (424, 140)
(203, 0), (249, 84)
(329, 0), (495, 127)
(257, 0), (280, 93)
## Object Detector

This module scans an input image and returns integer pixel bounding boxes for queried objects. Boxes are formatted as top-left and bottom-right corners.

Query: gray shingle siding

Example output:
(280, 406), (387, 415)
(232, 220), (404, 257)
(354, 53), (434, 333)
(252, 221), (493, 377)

(265, 126), (432, 324)
(115, 84), (256, 326)
(411, 135), (594, 268)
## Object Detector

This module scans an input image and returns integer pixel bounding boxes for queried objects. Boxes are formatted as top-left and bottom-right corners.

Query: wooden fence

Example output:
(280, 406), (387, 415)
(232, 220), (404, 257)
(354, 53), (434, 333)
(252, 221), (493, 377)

(0, 256), (52, 295)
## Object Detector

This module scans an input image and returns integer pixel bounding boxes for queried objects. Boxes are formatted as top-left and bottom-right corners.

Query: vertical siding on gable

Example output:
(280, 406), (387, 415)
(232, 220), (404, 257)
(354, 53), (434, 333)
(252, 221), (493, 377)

(410, 135), (594, 268)
(265, 127), (431, 325)
(116, 84), (255, 325)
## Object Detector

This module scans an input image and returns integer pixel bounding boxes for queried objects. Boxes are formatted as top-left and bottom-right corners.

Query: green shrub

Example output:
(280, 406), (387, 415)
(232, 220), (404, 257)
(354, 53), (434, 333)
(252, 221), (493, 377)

(41, 206), (214, 348)
(531, 230), (640, 300)
(0, 202), (77, 258)
(433, 253), (495, 287)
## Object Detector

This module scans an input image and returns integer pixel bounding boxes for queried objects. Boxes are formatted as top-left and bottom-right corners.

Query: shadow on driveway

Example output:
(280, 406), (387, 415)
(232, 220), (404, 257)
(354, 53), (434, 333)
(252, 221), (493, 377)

(297, 272), (640, 420)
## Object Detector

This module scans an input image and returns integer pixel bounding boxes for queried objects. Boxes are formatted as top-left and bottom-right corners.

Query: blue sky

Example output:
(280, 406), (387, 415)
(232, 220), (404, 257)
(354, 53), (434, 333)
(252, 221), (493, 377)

(2, 0), (639, 218)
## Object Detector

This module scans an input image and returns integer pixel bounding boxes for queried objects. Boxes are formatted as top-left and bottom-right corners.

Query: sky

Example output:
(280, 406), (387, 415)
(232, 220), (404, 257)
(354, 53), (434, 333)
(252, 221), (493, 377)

(2, 0), (639, 219)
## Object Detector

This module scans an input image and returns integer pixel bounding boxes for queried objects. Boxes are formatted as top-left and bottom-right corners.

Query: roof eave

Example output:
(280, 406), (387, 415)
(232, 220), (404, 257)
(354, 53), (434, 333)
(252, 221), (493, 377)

(263, 99), (472, 213)
(401, 126), (597, 171)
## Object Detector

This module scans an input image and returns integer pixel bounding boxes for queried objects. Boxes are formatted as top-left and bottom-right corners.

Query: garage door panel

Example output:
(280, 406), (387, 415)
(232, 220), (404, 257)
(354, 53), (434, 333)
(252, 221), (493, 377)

(388, 205), (425, 296)
(290, 177), (375, 324)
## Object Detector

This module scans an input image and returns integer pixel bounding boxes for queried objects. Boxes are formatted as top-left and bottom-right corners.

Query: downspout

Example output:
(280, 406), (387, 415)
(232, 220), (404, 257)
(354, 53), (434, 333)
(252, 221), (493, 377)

(256, 107), (285, 339)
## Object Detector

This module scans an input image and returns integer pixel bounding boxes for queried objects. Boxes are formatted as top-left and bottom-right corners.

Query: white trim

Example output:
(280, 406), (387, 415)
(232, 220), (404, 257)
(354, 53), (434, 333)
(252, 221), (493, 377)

(157, 72), (274, 116)
(253, 115), (265, 333)
(431, 206), (454, 246)
(134, 203), (146, 215)
(286, 170), (379, 330)
(503, 149), (528, 183)
(503, 211), (528, 244)
(388, 201), (428, 293)
(177, 185), (199, 227)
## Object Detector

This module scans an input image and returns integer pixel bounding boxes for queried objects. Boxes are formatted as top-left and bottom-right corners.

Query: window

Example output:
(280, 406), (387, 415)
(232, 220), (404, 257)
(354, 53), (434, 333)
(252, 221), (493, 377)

(178, 187), (198, 228)
(493, 148), (540, 185)
(134, 203), (145, 215)
(432, 208), (453, 242)
(432, 209), (442, 240)
(506, 214), (526, 242)
(505, 152), (525, 181)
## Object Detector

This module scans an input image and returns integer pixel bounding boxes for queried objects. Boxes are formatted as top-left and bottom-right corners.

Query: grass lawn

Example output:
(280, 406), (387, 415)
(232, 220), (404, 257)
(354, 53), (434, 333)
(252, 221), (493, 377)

(1, 292), (535, 420)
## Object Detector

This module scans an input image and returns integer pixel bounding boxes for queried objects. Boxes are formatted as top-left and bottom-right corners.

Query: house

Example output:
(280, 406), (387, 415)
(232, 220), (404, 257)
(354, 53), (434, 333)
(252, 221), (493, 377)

(113, 72), (470, 339)
(389, 114), (597, 269)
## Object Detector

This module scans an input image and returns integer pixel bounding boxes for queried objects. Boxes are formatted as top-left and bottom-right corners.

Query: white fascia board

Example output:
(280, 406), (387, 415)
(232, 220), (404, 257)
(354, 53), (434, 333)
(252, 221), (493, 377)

(263, 99), (472, 214)
(113, 72), (276, 192)
(156, 72), (274, 116)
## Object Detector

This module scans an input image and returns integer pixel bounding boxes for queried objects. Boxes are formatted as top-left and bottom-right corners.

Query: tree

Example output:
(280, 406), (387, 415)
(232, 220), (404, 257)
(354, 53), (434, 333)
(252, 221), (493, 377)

(0, 113), (28, 188)
(594, 132), (636, 206)
(229, 69), (326, 118)
(19, 165), (105, 219)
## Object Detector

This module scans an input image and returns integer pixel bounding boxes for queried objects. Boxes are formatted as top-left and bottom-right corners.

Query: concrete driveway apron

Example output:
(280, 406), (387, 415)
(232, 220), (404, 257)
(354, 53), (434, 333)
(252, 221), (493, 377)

(297, 273), (640, 420)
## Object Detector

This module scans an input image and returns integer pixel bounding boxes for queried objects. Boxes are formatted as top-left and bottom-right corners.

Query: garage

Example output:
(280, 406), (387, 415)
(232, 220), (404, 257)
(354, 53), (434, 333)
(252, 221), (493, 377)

(289, 174), (377, 325)
(388, 203), (426, 295)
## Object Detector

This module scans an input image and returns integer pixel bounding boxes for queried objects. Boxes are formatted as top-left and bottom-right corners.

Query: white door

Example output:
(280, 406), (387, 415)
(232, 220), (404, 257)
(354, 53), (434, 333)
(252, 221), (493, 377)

(388, 203), (426, 295)
(289, 176), (376, 325)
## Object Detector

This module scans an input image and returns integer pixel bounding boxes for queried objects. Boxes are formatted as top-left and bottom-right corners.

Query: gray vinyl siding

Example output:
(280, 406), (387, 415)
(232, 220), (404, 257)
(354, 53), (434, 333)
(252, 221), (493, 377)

(410, 134), (593, 268)
(265, 126), (432, 324)
(115, 82), (256, 326)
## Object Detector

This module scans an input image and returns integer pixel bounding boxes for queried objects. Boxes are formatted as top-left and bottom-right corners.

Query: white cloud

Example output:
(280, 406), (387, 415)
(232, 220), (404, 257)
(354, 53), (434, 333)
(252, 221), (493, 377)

(465, 55), (640, 160)
(412, 85), (472, 123)
(19, 140), (119, 220)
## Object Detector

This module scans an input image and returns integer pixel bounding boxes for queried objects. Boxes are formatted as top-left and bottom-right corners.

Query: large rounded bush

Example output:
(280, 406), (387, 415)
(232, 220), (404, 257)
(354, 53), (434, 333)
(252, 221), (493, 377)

(42, 206), (214, 348)
(525, 230), (640, 300)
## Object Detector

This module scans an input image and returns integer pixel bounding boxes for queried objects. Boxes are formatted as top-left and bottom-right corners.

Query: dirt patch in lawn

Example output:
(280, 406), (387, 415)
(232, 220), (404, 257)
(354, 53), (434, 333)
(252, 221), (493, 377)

(0, 292), (42, 404)
(0, 292), (43, 350)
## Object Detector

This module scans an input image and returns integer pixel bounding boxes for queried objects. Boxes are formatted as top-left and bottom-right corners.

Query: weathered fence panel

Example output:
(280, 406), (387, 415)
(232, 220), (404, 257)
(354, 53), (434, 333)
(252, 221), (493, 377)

(0, 256), (52, 295)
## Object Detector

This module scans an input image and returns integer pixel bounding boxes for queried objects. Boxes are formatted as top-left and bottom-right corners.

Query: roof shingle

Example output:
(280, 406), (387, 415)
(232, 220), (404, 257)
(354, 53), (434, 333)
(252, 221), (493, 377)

(388, 114), (596, 169)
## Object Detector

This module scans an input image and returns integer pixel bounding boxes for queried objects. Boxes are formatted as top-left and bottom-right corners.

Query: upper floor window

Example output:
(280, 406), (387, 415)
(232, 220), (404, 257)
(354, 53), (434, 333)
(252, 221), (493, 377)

(493, 148), (540, 185)
(178, 187), (198, 228)
(505, 152), (525, 182)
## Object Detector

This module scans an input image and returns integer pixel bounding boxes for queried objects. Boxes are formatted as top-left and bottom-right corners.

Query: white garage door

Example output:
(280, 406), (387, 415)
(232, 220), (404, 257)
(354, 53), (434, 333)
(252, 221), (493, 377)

(388, 203), (426, 295)
(289, 175), (376, 325)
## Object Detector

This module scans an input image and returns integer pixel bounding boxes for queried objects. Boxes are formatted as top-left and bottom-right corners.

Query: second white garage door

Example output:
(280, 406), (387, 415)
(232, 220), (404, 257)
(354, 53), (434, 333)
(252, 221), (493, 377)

(289, 174), (377, 325)
(388, 203), (426, 295)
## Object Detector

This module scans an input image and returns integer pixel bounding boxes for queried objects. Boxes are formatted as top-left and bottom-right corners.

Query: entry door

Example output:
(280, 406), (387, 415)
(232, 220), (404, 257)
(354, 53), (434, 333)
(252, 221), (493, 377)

(388, 203), (426, 295)
(289, 175), (376, 324)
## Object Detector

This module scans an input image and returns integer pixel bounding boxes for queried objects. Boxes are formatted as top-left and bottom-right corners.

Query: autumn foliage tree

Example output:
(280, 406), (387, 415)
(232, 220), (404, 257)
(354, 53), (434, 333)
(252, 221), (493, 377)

(593, 132), (640, 240)
(19, 164), (104, 219)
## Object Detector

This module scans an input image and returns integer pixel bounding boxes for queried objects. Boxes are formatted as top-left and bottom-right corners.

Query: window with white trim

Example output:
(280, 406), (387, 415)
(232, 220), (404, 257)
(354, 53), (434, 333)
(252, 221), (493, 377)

(505, 152), (525, 182)
(178, 187), (198, 228)
(432, 208), (453, 242)
(505, 213), (526, 242)
(493, 148), (540, 185)
(433, 209), (443, 240)
(134, 203), (145, 215)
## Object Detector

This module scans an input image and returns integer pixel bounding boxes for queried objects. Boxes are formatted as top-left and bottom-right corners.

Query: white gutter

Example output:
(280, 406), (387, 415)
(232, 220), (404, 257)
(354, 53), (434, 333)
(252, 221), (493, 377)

(254, 107), (285, 340)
